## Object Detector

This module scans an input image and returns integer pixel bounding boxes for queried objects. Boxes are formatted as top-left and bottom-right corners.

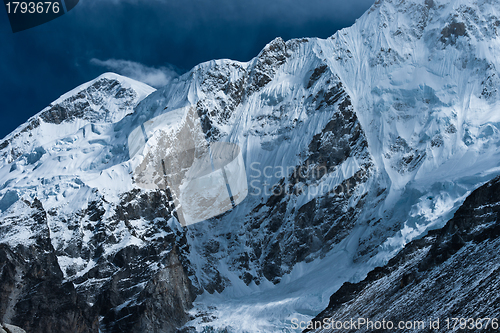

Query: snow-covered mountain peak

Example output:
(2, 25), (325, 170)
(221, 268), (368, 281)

(47, 72), (155, 110)
(0, 73), (155, 226)
(360, 0), (500, 45)
(0, 73), (154, 163)
(322, 0), (500, 192)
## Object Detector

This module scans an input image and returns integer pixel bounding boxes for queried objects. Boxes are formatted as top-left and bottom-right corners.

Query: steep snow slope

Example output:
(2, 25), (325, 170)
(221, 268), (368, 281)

(308, 174), (500, 333)
(1, 0), (500, 332)
(320, 0), (500, 262)
(0, 73), (155, 247)
(177, 0), (500, 330)
(0, 73), (154, 245)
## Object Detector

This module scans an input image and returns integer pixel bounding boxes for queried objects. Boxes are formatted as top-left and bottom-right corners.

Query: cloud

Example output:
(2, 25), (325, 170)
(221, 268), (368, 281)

(90, 58), (179, 87)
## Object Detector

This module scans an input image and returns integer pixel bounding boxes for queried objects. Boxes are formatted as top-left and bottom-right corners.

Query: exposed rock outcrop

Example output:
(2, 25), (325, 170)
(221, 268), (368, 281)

(308, 176), (500, 332)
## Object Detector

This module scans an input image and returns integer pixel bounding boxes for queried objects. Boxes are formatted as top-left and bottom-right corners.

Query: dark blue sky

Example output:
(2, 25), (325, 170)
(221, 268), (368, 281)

(0, 0), (374, 140)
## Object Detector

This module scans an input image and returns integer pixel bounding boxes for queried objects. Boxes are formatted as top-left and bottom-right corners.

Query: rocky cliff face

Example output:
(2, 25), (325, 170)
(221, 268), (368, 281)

(0, 199), (97, 333)
(308, 174), (500, 332)
(0, 75), (195, 332)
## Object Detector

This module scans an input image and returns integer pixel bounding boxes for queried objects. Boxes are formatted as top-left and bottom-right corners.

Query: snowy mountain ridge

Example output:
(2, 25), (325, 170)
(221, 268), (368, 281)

(1, 0), (500, 332)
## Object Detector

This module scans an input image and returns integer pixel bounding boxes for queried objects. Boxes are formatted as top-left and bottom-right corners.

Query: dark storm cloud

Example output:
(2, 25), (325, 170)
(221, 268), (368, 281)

(0, 0), (374, 139)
